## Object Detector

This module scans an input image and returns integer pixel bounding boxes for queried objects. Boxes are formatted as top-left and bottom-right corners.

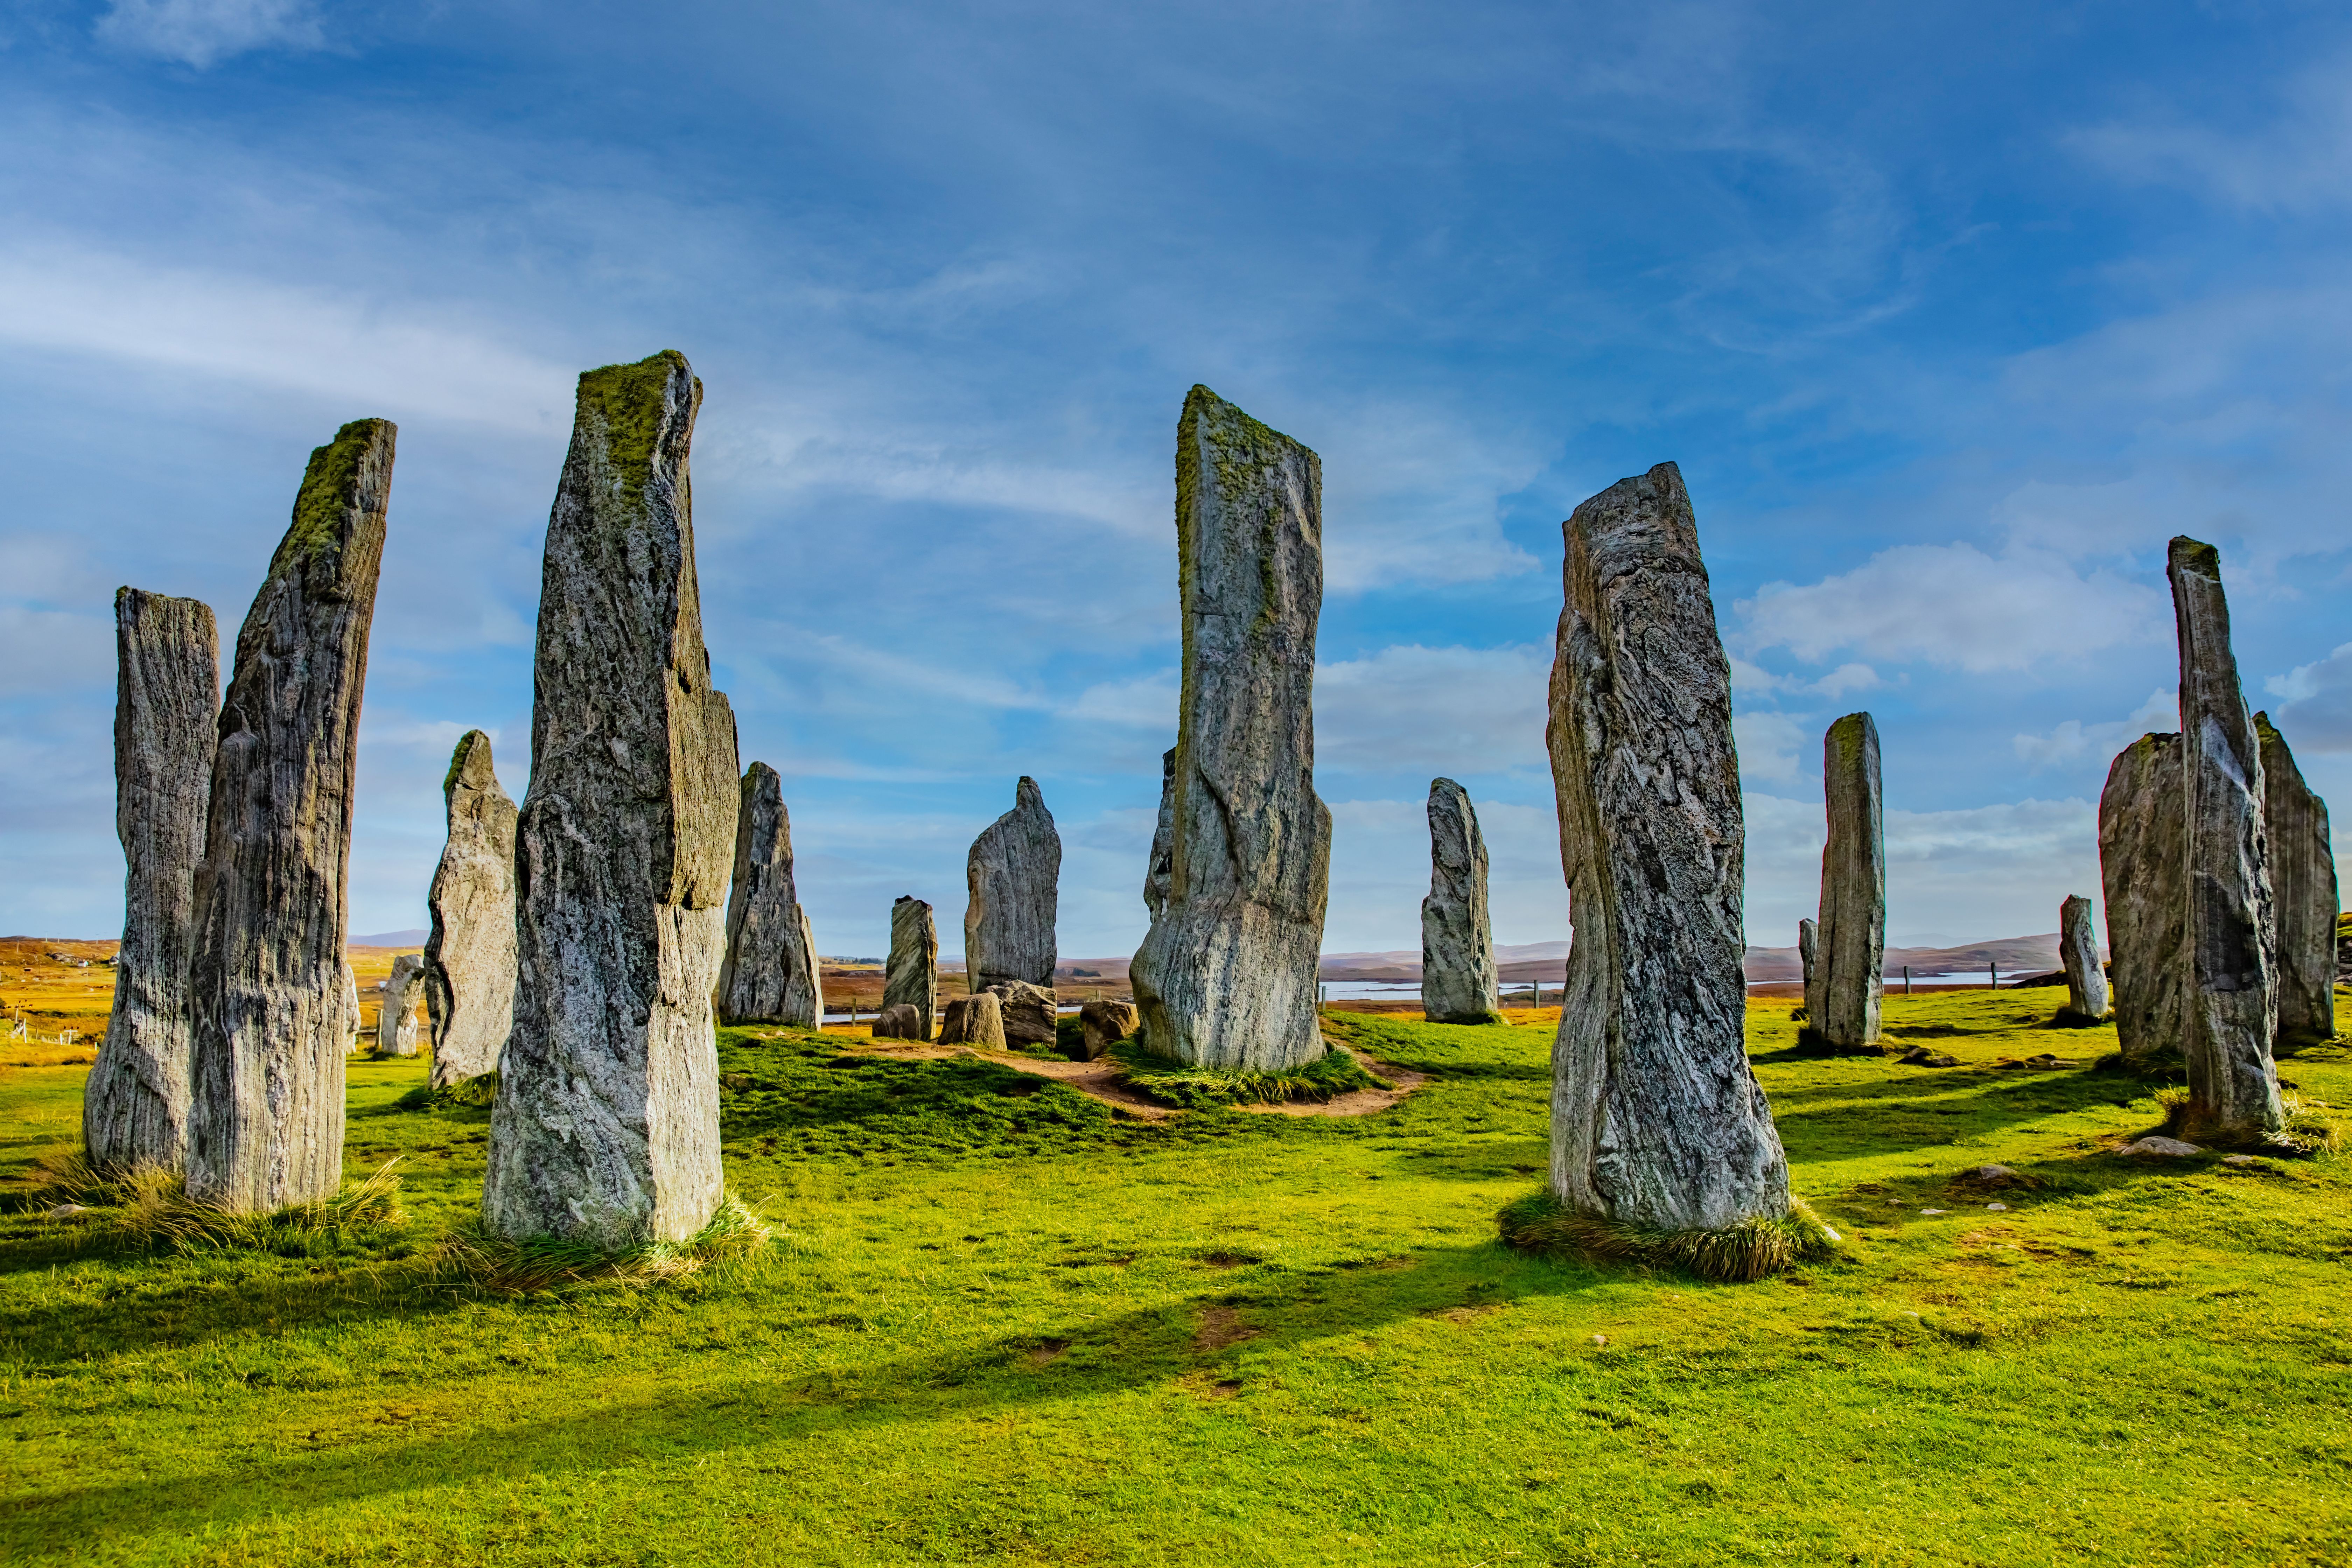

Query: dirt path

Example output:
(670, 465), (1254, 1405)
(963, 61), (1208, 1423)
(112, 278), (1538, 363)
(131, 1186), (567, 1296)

(833, 1039), (1425, 1121)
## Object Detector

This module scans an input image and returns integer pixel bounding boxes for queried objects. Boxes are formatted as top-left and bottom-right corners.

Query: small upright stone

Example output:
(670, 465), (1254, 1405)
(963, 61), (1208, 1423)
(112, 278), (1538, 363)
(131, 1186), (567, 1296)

(1421, 778), (1500, 1024)
(1797, 918), (1817, 997)
(718, 762), (823, 1028)
(1808, 713), (1884, 1049)
(187, 419), (394, 1212)
(985, 979), (1057, 1047)
(938, 992), (1006, 1049)
(424, 730), (518, 1086)
(342, 962), (361, 1054)
(1143, 747), (1177, 922)
(380, 955), (426, 1056)
(1078, 999), (1139, 1060)
(2256, 713), (2338, 1048)
(966, 777), (1060, 992)
(2100, 733), (2185, 1063)
(871, 1003), (924, 1042)
(2168, 537), (2283, 1141)
(885, 896), (938, 1040)
(86, 588), (218, 1175)
(1129, 387), (1332, 1071)
(2057, 894), (2110, 1024)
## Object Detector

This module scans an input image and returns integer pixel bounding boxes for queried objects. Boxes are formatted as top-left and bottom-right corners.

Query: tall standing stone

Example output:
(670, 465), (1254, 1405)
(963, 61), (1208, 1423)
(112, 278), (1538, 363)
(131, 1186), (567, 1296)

(424, 730), (518, 1086)
(86, 589), (219, 1175)
(2057, 894), (2109, 1023)
(2100, 733), (2186, 1063)
(884, 896), (937, 1040)
(1142, 746), (1177, 921)
(2256, 712), (2338, 1048)
(1796, 918), (1818, 1000)
(1807, 713), (1884, 1049)
(1421, 777), (1499, 1024)
(717, 762), (822, 1027)
(341, 962), (361, 1055)
(1129, 386), (1332, 1071)
(965, 776), (1060, 991)
(2168, 537), (2283, 1141)
(380, 955), (426, 1056)
(1545, 462), (1792, 1232)
(186, 419), (393, 1212)
(483, 353), (739, 1246)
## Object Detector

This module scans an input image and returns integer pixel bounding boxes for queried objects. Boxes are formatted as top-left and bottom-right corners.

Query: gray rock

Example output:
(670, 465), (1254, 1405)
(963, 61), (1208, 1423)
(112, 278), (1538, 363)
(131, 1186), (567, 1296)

(2255, 713), (2337, 1048)
(2118, 1135), (2202, 1158)
(1807, 713), (1884, 1049)
(2168, 537), (2284, 1141)
(938, 992), (1006, 1048)
(187, 419), (394, 1212)
(1143, 747), (1177, 921)
(717, 762), (822, 1028)
(342, 962), (361, 1054)
(965, 777), (1060, 992)
(1545, 462), (1793, 1233)
(870, 1003), (925, 1041)
(1796, 918), (1817, 995)
(984, 978), (1057, 1047)
(1078, 999), (1139, 1060)
(2100, 733), (2185, 1063)
(884, 896), (937, 1039)
(424, 730), (518, 1086)
(1129, 387), (1332, 1071)
(1962, 1163), (2018, 1184)
(1420, 778), (1500, 1024)
(2057, 894), (2110, 1023)
(484, 354), (738, 1247)
(86, 588), (218, 1176)
(380, 955), (426, 1056)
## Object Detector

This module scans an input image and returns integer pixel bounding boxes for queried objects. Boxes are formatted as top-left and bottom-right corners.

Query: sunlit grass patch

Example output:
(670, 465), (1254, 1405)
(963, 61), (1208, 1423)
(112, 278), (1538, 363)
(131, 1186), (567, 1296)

(1111, 1037), (1390, 1108)
(1496, 1188), (1839, 1282)
(425, 1191), (775, 1294)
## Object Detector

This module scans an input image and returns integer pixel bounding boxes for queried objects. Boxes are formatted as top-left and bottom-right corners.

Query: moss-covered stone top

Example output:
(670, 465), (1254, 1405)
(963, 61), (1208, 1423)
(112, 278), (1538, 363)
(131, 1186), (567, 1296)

(444, 729), (493, 796)
(275, 419), (393, 573)
(2169, 535), (2222, 577)
(576, 351), (693, 505)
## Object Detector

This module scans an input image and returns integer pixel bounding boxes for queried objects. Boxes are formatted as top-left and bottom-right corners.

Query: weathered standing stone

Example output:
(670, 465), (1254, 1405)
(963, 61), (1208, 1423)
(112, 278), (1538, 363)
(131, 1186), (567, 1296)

(1545, 462), (1792, 1233)
(2057, 894), (2110, 1023)
(2168, 537), (2283, 1141)
(884, 897), (937, 1040)
(938, 992), (1006, 1048)
(2256, 713), (2338, 1048)
(1130, 387), (1332, 1071)
(870, 1003), (924, 1041)
(1077, 999), (1139, 1060)
(1796, 919), (1818, 999)
(484, 353), (739, 1247)
(1143, 747), (1177, 921)
(342, 963), (361, 1054)
(380, 955), (426, 1056)
(2100, 734), (2186, 1063)
(187, 419), (394, 1212)
(966, 777), (1060, 992)
(424, 730), (518, 1086)
(86, 589), (219, 1175)
(1421, 777), (1500, 1024)
(985, 979), (1057, 1047)
(1807, 713), (1884, 1049)
(717, 762), (822, 1028)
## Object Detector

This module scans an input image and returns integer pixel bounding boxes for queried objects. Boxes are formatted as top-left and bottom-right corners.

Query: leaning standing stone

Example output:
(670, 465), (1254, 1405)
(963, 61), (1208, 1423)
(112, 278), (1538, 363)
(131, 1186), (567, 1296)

(1797, 918), (1818, 1003)
(1129, 387), (1331, 1071)
(965, 777), (1061, 991)
(884, 896), (938, 1040)
(484, 353), (738, 1246)
(187, 419), (394, 1212)
(86, 588), (218, 1175)
(342, 962), (361, 1055)
(1808, 713), (1884, 1049)
(380, 955), (426, 1056)
(1421, 777), (1500, 1024)
(2100, 733), (2186, 1063)
(2057, 894), (2109, 1024)
(1143, 747), (1177, 922)
(1544, 462), (1793, 1233)
(2168, 537), (2284, 1141)
(717, 762), (823, 1028)
(424, 730), (518, 1086)
(2256, 713), (2338, 1048)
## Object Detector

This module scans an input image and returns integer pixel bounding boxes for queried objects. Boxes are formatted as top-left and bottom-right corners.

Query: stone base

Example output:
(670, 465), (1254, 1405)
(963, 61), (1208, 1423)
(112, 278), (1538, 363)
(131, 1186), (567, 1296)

(1497, 1189), (1838, 1283)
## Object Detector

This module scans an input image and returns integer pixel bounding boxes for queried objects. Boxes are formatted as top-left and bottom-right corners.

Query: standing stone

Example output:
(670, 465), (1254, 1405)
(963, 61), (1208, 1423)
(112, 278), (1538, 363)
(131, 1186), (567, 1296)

(985, 979), (1056, 1047)
(2168, 537), (2283, 1141)
(938, 992), (1006, 1048)
(380, 955), (426, 1056)
(2057, 894), (2110, 1024)
(1796, 919), (1818, 1001)
(86, 589), (218, 1175)
(342, 962), (362, 1054)
(2100, 733), (2186, 1063)
(187, 419), (393, 1212)
(1421, 777), (1500, 1024)
(884, 896), (938, 1040)
(1130, 386), (1332, 1071)
(965, 777), (1061, 992)
(1143, 746), (1177, 921)
(716, 762), (822, 1028)
(2256, 713), (2338, 1048)
(484, 353), (739, 1247)
(1545, 462), (1792, 1233)
(1807, 713), (1884, 1050)
(424, 730), (518, 1086)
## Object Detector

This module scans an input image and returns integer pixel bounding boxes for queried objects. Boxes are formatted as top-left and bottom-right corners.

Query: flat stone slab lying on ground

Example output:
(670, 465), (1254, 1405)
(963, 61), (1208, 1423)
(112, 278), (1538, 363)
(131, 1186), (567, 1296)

(2117, 1136), (2203, 1157)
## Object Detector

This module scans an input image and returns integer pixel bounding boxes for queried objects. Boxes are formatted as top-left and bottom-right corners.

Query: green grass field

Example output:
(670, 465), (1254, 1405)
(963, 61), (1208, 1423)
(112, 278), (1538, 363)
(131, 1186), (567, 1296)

(3, 989), (2347, 1566)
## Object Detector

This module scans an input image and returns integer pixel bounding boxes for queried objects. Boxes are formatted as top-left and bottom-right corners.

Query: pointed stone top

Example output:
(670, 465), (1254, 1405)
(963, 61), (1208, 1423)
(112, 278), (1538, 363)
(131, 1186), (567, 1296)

(444, 730), (497, 797)
(573, 351), (699, 505)
(273, 419), (396, 581)
(1430, 776), (1465, 797)
(1015, 775), (1044, 811)
(745, 759), (782, 792)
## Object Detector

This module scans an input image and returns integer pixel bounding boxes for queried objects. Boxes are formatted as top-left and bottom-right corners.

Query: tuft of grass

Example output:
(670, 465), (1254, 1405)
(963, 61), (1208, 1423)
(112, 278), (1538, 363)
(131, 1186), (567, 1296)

(1496, 1189), (1840, 1283)
(426, 1192), (774, 1295)
(34, 1159), (413, 1257)
(1111, 1038), (1390, 1109)
(2151, 1083), (2342, 1155)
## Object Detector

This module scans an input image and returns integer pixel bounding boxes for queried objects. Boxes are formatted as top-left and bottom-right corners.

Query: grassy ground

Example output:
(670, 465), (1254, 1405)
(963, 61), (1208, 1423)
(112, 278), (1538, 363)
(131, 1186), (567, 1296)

(1, 987), (2347, 1566)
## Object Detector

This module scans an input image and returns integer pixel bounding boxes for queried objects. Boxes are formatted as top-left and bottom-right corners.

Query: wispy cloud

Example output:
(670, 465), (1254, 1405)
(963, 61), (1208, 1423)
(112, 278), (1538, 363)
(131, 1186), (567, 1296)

(96, 0), (324, 69)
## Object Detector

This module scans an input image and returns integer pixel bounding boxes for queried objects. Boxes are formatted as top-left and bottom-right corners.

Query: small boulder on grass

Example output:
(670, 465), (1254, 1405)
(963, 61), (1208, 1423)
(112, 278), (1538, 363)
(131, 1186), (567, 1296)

(983, 980), (1056, 1047)
(871, 1003), (926, 1041)
(1075, 999), (1139, 1061)
(938, 993), (1006, 1048)
(2117, 1135), (2202, 1157)
(1898, 1047), (1959, 1067)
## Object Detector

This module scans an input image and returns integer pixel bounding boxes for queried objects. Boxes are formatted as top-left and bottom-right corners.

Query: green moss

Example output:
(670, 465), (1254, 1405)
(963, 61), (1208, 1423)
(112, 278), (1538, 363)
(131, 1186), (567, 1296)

(441, 729), (490, 796)
(1110, 1037), (1387, 1110)
(575, 350), (692, 506)
(273, 419), (390, 574)
(2171, 535), (2222, 576)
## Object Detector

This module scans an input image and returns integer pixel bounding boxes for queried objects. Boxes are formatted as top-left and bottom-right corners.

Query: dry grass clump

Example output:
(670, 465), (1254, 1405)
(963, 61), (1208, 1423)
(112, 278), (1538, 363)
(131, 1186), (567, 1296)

(24, 1155), (407, 1249)
(424, 1194), (775, 1295)
(1497, 1189), (1839, 1283)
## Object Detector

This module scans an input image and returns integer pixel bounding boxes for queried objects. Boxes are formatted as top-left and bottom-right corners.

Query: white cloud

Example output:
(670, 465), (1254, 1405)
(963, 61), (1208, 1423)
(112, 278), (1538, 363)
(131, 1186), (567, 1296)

(1322, 795), (1570, 953)
(2012, 688), (2176, 772)
(2267, 642), (2352, 753)
(1733, 709), (1805, 784)
(96, 0), (323, 69)
(2066, 52), (2352, 217)
(1312, 642), (1552, 776)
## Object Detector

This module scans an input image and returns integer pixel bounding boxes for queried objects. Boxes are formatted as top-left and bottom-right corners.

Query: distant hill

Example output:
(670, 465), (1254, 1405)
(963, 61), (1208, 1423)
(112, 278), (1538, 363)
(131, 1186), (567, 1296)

(349, 929), (428, 948)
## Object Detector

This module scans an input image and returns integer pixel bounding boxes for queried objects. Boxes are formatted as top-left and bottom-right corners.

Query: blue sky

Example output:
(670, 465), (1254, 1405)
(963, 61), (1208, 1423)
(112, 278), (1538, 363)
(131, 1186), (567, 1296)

(5, 0), (2350, 959)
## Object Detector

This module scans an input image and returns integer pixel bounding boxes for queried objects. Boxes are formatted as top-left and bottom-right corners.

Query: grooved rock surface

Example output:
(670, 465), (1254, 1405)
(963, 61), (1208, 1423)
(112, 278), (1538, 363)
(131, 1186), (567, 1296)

(1143, 747), (1177, 922)
(2058, 894), (2110, 1021)
(1130, 387), (1331, 1071)
(2168, 537), (2283, 1140)
(88, 589), (219, 1175)
(1421, 777), (1500, 1024)
(2257, 713), (2338, 1047)
(1808, 713), (1884, 1048)
(718, 762), (822, 1028)
(187, 420), (393, 1212)
(2100, 733), (2186, 1063)
(938, 992), (1006, 1048)
(425, 730), (517, 1086)
(1078, 999), (1138, 1060)
(342, 963), (360, 1054)
(985, 979), (1057, 1047)
(381, 955), (426, 1056)
(1797, 919), (1818, 995)
(484, 353), (738, 1247)
(965, 777), (1061, 990)
(871, 1003), (924, 1041)
(1545, 461), (1791, 1233)
(884, 896), (937, 1039)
